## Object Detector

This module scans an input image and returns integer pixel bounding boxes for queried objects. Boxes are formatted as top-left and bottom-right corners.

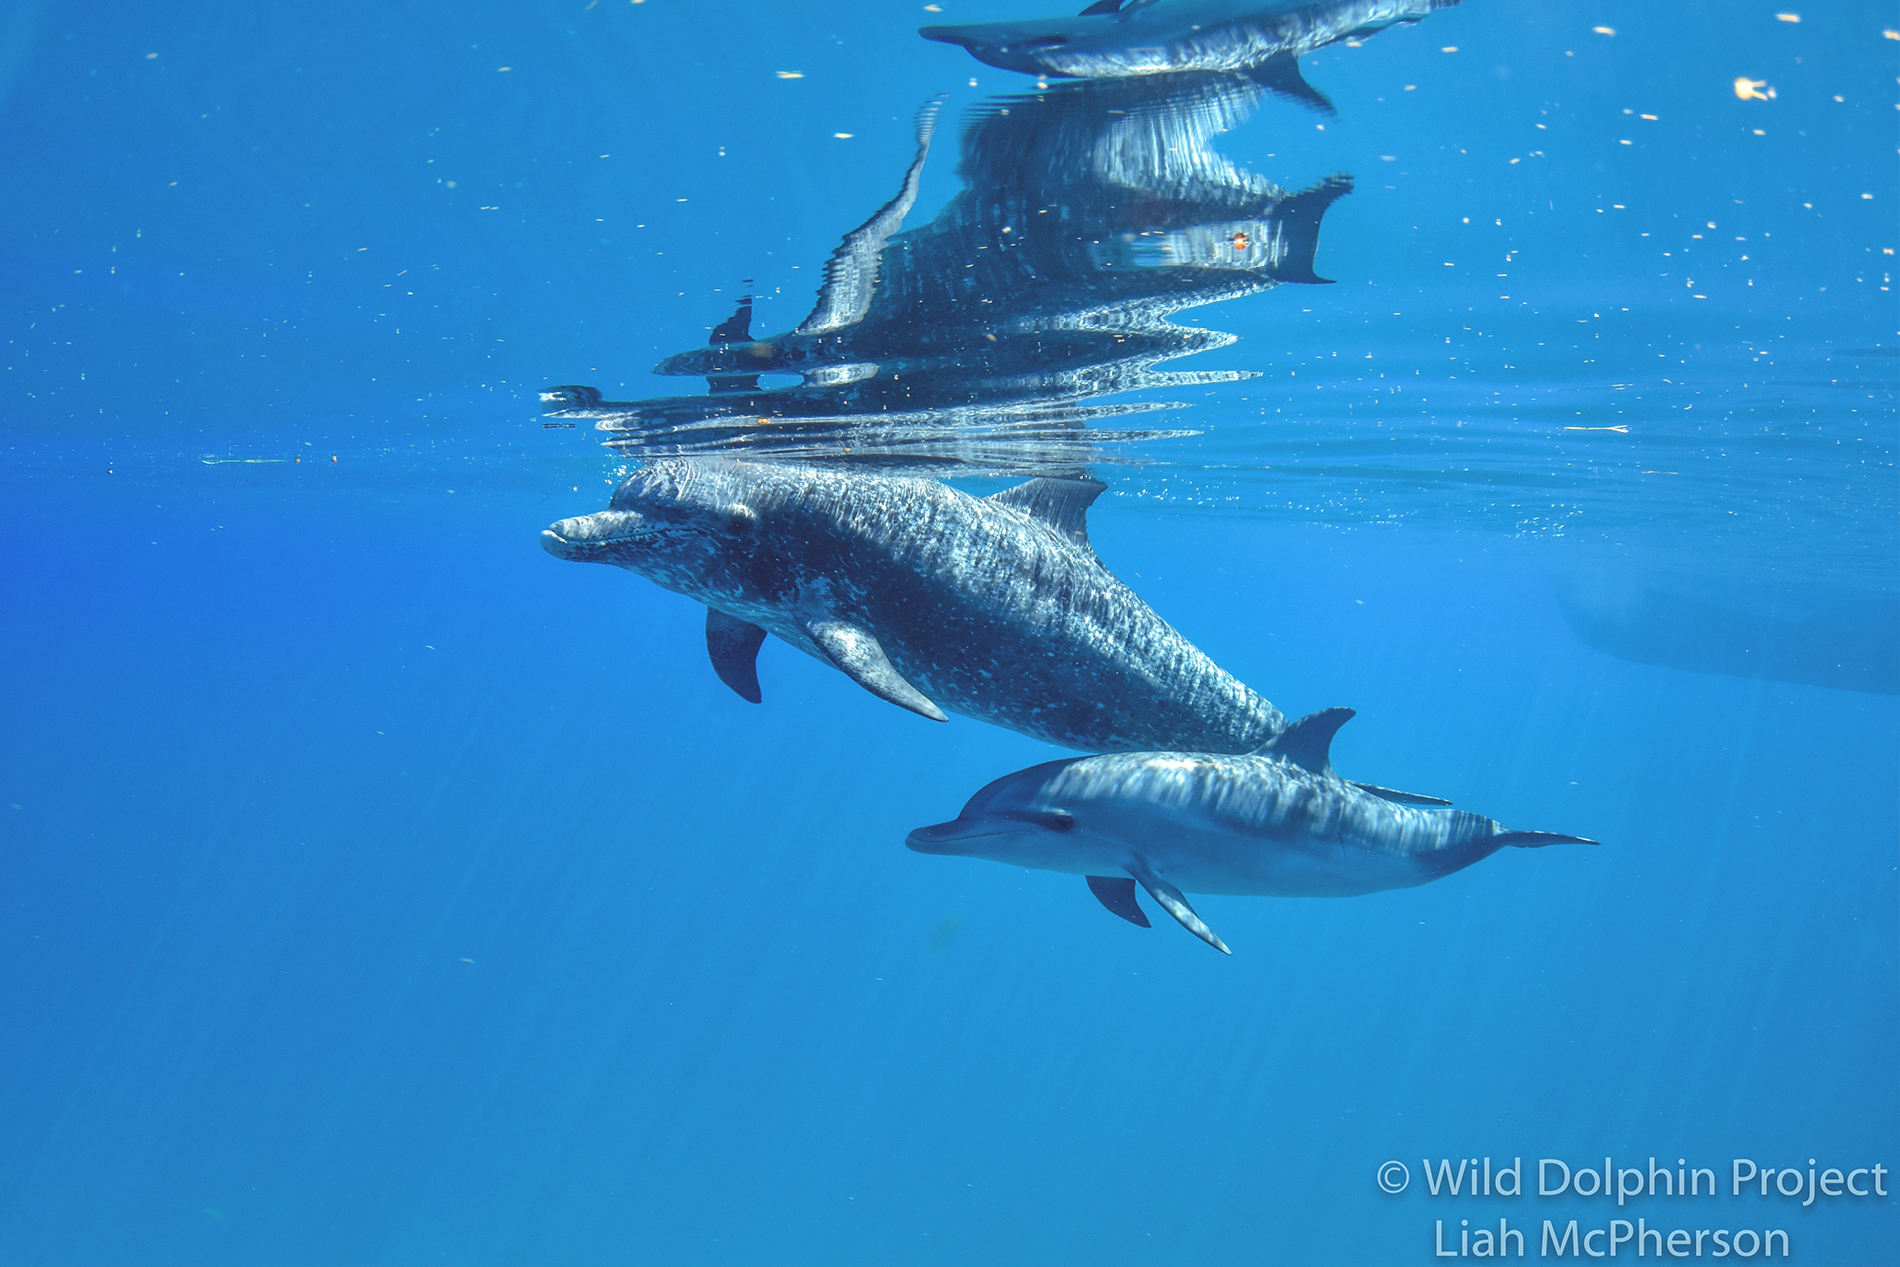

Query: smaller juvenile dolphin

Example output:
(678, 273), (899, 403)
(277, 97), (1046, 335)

(921, 0), (1462, 101)
(907, 707), (1595, 953)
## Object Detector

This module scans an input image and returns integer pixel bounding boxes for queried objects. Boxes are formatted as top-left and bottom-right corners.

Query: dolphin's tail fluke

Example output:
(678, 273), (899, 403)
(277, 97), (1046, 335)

(794, 96), (947, 337)
(1267, 174), (1352, 284)
(1493, 830), (1600, 848)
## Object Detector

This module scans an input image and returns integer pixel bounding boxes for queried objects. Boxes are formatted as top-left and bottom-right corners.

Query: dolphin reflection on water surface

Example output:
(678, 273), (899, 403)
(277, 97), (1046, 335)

(921, 0), (1462, 101)
(543, 67), (1348, 474)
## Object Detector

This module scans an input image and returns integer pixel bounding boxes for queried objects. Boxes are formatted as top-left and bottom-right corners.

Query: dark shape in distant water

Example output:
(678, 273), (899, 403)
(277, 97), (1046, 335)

(1558, 576), (1900, 697)
(908, 707), (1595, 954)
(920, 0), (1461, 95)
(540, 457), (1288, 753)
(926, 911), (965, 954)
(543, 70), (1349, 474)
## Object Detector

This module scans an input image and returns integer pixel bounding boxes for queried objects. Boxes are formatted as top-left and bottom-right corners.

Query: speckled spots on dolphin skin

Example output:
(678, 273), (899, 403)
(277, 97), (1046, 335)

(542, 458), (1285, 754)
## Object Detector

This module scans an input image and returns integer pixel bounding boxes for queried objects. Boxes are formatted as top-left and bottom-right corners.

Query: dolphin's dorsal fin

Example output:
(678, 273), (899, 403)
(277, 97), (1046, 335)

(710, 285), (754, 344)
(1267, 174), (1353, 285)
(1353, 781), (1452, 808)
(1257, 707), (1355, 774)
(1244, 53), (1335, 116)
(706, 608), (768, 703)
(804, 617), (949, 722)
(986, 477), (1105, 549)
(1086, 875), (1150, 927)
(1077, 0), (1123, 15)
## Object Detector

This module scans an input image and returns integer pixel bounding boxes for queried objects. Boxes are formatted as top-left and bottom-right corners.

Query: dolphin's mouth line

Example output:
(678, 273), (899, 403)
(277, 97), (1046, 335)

(906, 820), (1020, 852)
(548, 529), (652, 549)
(542, 518), (683, 558)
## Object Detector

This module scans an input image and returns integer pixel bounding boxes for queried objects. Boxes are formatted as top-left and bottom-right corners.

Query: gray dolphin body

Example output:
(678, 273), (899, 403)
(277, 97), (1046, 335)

(922, 0), (1460, 92)
(907, 707), (1595, 952)
(542, 459), (1285, 753)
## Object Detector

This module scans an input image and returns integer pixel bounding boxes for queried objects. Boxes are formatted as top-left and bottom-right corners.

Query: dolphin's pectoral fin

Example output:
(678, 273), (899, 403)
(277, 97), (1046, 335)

(986, 477), (1106, 550)
(1245, 53), (1335, 115)
(805, 619), (949, 722)
(1493, 830), (1601, 848)
(1126, 861), (1230, 955)
(705, 608), (768, 703)
(1086, 875), (1150, 928)
(1256, 706), (1355, 774)
(1353, 781), (1453, 808)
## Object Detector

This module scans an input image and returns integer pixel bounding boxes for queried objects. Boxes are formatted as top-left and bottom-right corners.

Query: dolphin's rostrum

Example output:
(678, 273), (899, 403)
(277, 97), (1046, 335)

(907, 707), (1597, 952)
(542, 458), (1286, 754)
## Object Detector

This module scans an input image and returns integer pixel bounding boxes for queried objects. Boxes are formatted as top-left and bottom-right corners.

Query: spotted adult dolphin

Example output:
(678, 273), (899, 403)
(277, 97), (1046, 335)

(922, 0), (1462, 104)
(541, 458), (1285, 753)
(907, 707), (1596, 952)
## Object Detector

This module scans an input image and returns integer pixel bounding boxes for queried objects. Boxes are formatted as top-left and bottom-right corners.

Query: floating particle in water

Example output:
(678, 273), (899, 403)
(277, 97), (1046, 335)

(1733, 77), (1775, 100)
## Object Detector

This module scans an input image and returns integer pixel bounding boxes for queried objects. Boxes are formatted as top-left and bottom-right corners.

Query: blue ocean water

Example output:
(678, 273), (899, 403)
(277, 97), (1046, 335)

(1, 2), (1895, 1263)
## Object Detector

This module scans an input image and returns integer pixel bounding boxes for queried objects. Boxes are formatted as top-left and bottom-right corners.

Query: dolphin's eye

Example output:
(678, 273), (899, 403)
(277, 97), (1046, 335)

(1032, 810), (1075, 833)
